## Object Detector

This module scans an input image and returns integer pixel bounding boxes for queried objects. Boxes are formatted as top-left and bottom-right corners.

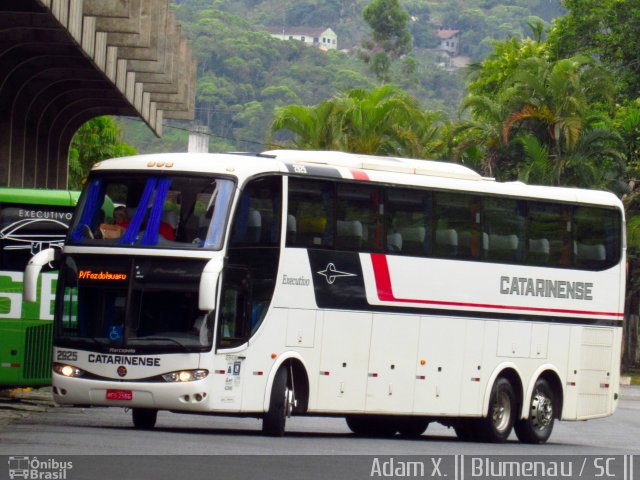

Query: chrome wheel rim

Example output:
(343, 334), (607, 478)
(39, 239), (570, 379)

(530, 390), (553, 430)
(284, 387), (294, 418)
(491, 390), (512, 433)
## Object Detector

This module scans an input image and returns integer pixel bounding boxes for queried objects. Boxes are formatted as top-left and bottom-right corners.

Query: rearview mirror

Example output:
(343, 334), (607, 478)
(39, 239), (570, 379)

(199, 257), (224, 311)
(24, 248), (59, 302)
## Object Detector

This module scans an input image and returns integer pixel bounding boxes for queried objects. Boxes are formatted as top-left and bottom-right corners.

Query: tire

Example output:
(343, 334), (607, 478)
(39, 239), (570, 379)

(514, 378), (555, 444)
(262, 366), (294, 437)
(477, 377), (516, 443)
(132, 408), (157, 430)
(396, 417), (430, 437)
(345, 415), (397, 437)
(454, 419), (479, 442)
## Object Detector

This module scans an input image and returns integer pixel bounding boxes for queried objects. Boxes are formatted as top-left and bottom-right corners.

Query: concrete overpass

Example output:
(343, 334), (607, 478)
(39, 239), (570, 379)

(0, 0), (196, 189)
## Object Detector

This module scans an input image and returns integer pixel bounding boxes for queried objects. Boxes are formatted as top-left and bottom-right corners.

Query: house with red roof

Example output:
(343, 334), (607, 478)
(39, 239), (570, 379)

(436, 28), (460, 56)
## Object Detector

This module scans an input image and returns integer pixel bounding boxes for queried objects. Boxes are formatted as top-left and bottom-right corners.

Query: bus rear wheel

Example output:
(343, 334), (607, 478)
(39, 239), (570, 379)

(132, 408), (157, 430)
(263, 366), (295, 437)
(477, 377), (516, 443)
(514, 378), (555, 444)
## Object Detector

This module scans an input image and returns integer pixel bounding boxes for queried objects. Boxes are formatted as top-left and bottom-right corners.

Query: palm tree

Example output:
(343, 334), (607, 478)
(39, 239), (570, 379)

(269, 100), (342, 150)
(516, 128), (624, 189)
(455, 93), (516, 178)
(332, 84), (429, 156)
(269, 85), (444, 158)
(502, 55), (614, 155)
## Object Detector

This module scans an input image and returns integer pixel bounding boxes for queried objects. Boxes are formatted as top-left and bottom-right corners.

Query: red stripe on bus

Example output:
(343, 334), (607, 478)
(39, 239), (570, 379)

(349, 169), (369, 180)
(370, 253), (624, 318)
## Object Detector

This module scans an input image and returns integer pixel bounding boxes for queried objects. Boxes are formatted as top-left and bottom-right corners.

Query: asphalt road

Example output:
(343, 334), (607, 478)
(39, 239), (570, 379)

(0, 386), (639, 480)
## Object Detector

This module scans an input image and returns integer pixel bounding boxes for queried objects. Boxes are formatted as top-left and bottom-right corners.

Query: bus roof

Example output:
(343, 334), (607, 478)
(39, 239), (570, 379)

(0, 187), (80, 206)
(90, 151), (624, 210)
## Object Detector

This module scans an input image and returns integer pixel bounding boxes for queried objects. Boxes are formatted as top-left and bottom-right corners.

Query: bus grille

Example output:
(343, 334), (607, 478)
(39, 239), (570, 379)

(23, 323), (53, 380)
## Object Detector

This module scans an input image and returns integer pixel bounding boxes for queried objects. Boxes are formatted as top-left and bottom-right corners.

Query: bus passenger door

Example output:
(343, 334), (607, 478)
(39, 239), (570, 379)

(365, 314), (420, 413)
(215, 267), (251, 409)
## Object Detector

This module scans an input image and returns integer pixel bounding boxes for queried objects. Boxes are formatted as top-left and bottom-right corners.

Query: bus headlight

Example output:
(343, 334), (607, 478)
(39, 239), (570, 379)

(53, 363), (85, 377)
(162, 369), (208, 383)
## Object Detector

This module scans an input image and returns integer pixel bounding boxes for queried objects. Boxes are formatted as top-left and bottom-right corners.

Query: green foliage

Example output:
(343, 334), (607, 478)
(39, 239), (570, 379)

(128, 1), (564, 154)
(432, 0), (561, 61)
(270, 84), (445, 158)
(466, 34), (549, 97)
(363, 0), (412, 57)
(360, 0), (412, 81)
(456, 48), (624, 189)
(547, 0), (640, 97)
(67, 117), (136, 190)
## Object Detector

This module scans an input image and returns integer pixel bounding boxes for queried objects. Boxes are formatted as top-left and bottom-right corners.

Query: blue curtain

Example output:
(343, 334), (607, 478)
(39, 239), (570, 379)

(119, 178), (157, 245)
(141, 177), (172, 245)
(70, 178), (103, 241)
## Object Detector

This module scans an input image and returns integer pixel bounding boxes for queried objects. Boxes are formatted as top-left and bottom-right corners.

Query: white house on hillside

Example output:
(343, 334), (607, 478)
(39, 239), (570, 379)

(436, 28), (460, 56)
(267, 27), (337, 50)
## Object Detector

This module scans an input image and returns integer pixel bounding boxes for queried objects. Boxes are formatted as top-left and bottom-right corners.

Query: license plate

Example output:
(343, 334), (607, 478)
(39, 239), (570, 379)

(106, 389), (133, 401)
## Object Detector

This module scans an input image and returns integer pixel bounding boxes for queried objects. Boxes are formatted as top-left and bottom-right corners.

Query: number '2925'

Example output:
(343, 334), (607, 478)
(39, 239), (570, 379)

(56, 350), (77, 361)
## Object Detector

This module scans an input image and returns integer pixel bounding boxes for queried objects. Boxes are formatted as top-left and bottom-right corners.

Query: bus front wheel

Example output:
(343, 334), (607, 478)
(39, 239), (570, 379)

(478, 377), (516, 443)
(397, 417), (430, 437)
(514, 378), (555, 444)
(263, 366), (294, 436)
(132, 408), (157, 430)
(345, 415), (397, 436)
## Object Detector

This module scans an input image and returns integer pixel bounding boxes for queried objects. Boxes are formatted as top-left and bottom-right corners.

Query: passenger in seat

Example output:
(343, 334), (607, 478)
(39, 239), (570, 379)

(116, 206), (176, 241)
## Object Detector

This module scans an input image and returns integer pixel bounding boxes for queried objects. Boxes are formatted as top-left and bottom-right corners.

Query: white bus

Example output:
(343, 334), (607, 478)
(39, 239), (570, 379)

(25, 150), (625, 443)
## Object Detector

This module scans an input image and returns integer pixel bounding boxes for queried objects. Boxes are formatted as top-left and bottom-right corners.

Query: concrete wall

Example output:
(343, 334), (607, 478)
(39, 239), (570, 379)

(0, 0), (196, 189)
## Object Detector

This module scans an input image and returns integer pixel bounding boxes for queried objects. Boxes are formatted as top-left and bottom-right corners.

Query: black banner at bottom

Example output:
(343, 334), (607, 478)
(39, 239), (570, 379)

(0, 455), (636, 480)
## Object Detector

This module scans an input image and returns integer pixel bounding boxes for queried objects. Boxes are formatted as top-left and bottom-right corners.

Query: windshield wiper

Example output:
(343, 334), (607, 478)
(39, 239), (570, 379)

(130, 336), (191, 352)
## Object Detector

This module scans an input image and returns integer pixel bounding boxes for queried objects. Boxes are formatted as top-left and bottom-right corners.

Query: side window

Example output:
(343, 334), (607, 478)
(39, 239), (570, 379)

(573, 206), (621, 270)
(230, 176), (282, 246)
(433, 192), (481, 259)
(385, 188), (432, 255)
(336, 183), (383, 251)
(483, 197), (525, 263)
(526, 202), (571, 266)
(287, 178), (334, 248)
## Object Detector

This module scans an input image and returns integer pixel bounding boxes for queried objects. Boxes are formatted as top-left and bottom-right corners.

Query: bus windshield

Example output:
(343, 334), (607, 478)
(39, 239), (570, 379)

(55, 255), (214, 354)
(68, 173), (235, 250)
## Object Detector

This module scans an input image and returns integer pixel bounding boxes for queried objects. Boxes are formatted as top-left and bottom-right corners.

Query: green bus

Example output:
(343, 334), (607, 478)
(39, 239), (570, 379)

(0, 187), (81, 387)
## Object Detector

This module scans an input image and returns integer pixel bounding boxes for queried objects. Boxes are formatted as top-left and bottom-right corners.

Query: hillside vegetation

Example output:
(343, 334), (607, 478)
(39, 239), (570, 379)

(121, 0), (564, 153)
